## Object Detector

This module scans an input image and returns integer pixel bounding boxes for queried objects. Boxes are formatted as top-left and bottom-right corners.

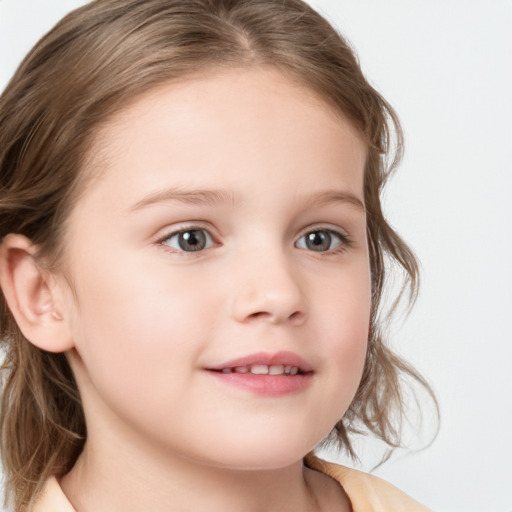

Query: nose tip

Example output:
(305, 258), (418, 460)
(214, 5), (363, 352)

(230, 269), (307, 326)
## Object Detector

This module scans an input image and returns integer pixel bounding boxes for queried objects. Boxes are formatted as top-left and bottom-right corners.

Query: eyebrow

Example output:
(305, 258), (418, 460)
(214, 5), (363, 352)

(129, 187), (365, 212)
(301, 190), (365, 212)
(129, 187), (239, 211)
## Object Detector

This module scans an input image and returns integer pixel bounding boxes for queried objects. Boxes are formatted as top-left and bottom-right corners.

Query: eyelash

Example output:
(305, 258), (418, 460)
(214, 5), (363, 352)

(156, 225), (353, 256)
(158, 225), (217, 255)
(295, 228), (353, 255)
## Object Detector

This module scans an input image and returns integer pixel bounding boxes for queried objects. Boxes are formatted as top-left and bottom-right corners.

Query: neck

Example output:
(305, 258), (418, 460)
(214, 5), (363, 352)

(59, 431), (349, 512)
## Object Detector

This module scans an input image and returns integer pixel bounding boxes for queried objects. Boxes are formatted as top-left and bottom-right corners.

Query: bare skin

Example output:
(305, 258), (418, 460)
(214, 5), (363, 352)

(8, 66), (367, 511)
(61, 447), (351, 512)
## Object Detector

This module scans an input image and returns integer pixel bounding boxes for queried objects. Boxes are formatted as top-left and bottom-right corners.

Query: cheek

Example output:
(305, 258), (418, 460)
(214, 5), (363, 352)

(67, 257), (214, 406)
(317, 262), (371, 385)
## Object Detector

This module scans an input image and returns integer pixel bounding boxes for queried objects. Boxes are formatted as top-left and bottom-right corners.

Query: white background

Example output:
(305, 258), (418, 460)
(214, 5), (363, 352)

(1, 1), (511, 511)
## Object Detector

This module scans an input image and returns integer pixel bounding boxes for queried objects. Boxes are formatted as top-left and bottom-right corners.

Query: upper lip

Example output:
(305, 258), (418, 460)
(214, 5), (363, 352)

(205, 351), (313, 373)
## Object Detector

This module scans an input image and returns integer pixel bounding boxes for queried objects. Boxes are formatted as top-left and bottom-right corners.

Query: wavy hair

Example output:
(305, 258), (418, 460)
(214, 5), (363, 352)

(0, 0), (437, 509)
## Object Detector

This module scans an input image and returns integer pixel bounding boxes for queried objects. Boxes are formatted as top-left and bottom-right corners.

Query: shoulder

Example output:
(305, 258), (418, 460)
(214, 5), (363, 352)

(29, 477), (76, 512)
(31, 459), (432, 512)
(304, 453), (434, 512)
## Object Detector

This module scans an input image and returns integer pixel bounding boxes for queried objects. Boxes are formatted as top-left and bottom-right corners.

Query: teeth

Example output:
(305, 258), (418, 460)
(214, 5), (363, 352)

(220, 365), (301, 375)
(250, 365), (269, 375)
(269, 365), (285, 375)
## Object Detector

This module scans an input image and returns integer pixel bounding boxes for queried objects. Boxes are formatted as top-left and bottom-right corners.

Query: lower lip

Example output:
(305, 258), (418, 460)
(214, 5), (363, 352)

(207, 371), (313, 397)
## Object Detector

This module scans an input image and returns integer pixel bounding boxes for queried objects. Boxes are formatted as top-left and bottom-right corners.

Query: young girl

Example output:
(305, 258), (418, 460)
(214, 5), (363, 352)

(0, 1), (437, 510)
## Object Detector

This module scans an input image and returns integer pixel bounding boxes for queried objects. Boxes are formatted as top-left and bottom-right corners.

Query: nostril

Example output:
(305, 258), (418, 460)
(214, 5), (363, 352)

(247, 311), (272, 321)
(244, 310), (305, 324)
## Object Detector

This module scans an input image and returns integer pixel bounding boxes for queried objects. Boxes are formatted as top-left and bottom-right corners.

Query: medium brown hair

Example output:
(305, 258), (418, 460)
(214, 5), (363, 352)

(0, 0), (436, 509)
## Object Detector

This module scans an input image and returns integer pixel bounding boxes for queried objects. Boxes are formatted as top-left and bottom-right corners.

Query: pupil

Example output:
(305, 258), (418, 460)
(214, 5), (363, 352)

(307, 231), (330, 251)
(180, 230), (206, 251)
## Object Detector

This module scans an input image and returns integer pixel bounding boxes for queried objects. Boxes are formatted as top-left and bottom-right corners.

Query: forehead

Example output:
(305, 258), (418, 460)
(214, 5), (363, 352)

(77, 66), (367, 213)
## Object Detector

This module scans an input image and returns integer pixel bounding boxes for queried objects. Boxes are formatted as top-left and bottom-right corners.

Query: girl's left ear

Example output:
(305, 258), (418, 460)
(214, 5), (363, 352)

(0, 234), (75, 353)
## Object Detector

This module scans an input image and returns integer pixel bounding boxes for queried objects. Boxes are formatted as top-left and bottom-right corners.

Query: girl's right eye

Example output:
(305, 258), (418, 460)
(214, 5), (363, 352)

(161, 228), (215, 253)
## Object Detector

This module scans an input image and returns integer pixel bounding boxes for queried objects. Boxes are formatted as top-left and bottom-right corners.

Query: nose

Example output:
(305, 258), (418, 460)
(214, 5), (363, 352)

(229, 249), (307, 326)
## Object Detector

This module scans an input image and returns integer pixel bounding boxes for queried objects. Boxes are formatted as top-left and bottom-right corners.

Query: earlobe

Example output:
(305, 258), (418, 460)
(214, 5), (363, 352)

(0, 234), (74, 353)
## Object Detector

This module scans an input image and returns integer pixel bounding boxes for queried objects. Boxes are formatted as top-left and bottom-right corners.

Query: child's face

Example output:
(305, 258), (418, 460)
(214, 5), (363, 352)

(60, 67), (370, 469)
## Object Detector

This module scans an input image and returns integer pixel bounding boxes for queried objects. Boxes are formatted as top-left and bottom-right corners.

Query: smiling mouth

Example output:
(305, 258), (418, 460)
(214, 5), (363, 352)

(205, 351), (312, 374)
(205, 350), (313, 385)
(211, 364), (305, 376)
(205, 351), (313, 396)
(212, 364), (306, 376)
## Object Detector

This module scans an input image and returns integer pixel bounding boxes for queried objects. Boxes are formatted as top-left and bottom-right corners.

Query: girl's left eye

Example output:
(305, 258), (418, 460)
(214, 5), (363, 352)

(295, 229), (349, 253)
(161, 228), (215, 252)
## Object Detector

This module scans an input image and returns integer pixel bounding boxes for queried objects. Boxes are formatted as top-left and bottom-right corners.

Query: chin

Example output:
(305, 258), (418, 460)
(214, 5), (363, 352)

(198, 434), (316, 471)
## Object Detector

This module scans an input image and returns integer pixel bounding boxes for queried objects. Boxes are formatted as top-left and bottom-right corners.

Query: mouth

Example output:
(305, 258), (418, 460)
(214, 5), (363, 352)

(205, 350), (312, 374)
(204, 351), (313, 396)
(211, 364), (305, 376)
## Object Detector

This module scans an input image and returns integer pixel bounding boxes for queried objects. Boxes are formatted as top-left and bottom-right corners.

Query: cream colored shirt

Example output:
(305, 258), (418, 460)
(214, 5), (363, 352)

(32, 455), (433, 512)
